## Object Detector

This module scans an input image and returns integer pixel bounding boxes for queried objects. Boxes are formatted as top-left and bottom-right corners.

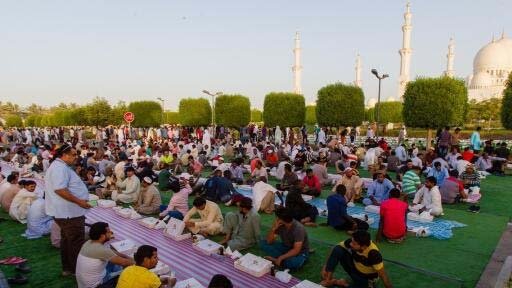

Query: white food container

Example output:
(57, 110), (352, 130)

(292, 280), (326, 288)
(174, 278), (205, 288)
(97, 199), (116, 208)
(150, 261), (171, 275)
(139, 217), (160, 228)
(110, 239), (138, 256)
(192, 239), (223, 256)
(234, 253), (272, 277)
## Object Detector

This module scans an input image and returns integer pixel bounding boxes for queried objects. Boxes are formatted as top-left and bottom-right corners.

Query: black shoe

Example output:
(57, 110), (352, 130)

(468, 205), (481, 213)
(15, 262), (31, 273)
(7, 274), (28, 285)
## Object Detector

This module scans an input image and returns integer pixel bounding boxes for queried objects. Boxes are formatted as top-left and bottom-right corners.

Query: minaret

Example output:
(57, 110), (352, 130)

(444, 38), (455, 77)
(398, 2), (412, 100)
(354, 53), (362, 87)
(292, 31), (302, 94)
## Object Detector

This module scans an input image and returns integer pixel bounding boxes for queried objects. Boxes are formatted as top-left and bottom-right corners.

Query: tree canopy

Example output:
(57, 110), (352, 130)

(316, 83), (365, 127)
(305, 105), (317, 125)
(215, 94), (251, 127)
(263, 92), (305, 127)
(179, 98), (212, 127)
(374, 101), (403, 123)
(127, 101), (162, 127)
(501, 72), (512, 129)
(403, 76), (468, 128)
(251, 109), (263, 123)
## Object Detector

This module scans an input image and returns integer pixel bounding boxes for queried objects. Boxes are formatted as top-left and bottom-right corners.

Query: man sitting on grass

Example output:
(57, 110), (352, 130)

(321, 230), (392, 288)
(377, 188), (408, 243)
(183, 197), (224, 236)
(75, 222), (133, 288)
(261, 207), (310, 270)
(412, 176), (443, 217)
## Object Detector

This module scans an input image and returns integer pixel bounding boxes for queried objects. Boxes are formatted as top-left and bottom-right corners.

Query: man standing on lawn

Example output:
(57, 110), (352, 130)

(45, 144), (91, 277)
(321, 230), (393, 288)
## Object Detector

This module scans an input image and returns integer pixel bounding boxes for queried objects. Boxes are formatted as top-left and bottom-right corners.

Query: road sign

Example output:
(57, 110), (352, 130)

(123, 112), (135, 123)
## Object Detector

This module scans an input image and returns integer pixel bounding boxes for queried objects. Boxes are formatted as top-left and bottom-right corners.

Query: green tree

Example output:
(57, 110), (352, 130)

(374, 101), (403, 123)
(215, 94), (251, 127)
(164, 111), (180, 124)
(263, 92), (305, 127)
(85, 97), (112, 127)
(316, 83), (365, 127)
(251, 109), (262, 122)
(305, 105), (317, 125)
(502, 72), (512, 129)
(365, 107), (375, 122)
(127, 101), (162, 127)
(5, 114), (23, 127)
(25, 115), (43, 127)
(179, 98), (212, 126)
(110, 101), (128, 125)
(403, 76), (468, 147)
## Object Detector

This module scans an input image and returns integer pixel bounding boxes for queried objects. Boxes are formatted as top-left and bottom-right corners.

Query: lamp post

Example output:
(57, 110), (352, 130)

(371, 69), (389, 137)
(156, 97), (164, 124)
(202, 90), (223, 137)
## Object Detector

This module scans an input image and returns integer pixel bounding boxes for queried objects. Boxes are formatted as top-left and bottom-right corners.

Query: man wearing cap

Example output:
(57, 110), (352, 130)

(220, 197), (261, 251)
(135, 177), (162, 215)
(113, 166), (140, 204)
(332, 168), (363, 203)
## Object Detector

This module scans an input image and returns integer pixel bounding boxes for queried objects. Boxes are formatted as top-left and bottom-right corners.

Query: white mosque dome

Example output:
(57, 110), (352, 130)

(470, 71), (493, 88)
(367, 98), (377, 108)
(473, 36), (512, 72)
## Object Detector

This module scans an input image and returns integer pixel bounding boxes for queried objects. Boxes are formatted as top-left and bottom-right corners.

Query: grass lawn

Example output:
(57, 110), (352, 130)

(1, 168), (511, 288)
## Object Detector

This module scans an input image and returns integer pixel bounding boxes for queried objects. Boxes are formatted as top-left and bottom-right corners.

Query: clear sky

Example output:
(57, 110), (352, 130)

(0, 0), (510, 111)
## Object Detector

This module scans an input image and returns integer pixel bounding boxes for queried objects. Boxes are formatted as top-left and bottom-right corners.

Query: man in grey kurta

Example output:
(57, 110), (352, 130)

(220, 197), (260, 251)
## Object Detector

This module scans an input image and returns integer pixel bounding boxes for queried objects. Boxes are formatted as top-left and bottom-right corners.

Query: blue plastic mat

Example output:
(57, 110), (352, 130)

(237, 187), (466, 240)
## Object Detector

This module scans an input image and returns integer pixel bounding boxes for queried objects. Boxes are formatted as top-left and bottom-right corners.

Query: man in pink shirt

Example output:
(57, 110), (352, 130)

(159, 176), (192, 220)
(377, 188), (408, 243)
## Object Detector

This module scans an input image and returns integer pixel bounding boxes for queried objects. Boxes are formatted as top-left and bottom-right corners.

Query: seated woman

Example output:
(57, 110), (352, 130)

(285, 188), (318, 227)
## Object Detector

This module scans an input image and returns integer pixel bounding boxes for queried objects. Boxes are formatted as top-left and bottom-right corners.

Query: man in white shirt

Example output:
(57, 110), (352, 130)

(395, 144), (408, 164)
(456, 156), (470, 176)
(412, 176), (443, 216)
(445, 148), (461, 169)
(113, 167), (140, 204)
(76, 222), (133, 288)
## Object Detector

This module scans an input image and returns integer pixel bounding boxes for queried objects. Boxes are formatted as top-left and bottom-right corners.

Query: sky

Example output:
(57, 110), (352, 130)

(0, 0), (511, 111)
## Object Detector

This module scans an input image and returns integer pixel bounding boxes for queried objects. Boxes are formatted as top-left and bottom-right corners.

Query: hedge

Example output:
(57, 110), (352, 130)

(305, 105), (317, 125)
(179, 98), (212, 127)
(251, 109), (263, 122)
(403, 76), (467, 128)
(263, 92), (305, 127)
(501, 72), (512, 129)
(127, 101), (162, 127)
(215, 95), (251, 127)
(316, 83), (365, 127)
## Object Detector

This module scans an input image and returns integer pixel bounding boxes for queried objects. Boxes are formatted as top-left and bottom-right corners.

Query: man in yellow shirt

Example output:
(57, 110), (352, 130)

(320, 230), (392, 288)
(116, 245), (175, 288)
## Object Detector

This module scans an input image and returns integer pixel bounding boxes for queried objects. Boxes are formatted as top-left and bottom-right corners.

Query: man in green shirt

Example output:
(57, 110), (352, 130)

(157, 163), (171, 191)
(220, 197), (261, 251)
(401, 166), (422, 196)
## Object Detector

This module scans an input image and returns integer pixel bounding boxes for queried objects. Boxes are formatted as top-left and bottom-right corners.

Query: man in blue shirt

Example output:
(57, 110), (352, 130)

(363, 172), (394, 206)
(427, 162), (449, 187)
(470, 127), (482, 153)
(45, 144), (91, 276)
(327, 185), (353, 231)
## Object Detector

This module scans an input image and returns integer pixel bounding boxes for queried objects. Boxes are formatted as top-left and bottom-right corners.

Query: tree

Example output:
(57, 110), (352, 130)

(110, 101), (128, 126)
(85, 97), (112, 127)
(164, 112), (180, 124)
(316, 83), (365, 127)
(179, 98), (211, 127)
(502, 72), (512, 129)
(403, 76), (468, 148)
(468, 98), (502, 128)
(263, 92), (305, 127)
(365, 107), (375, 122)
(374, 101), (403, 123)
(25, 115), (43, 127)
(305, 105), (317, 125)
(127, 101), (162, 127)
(251, 109), (262, 122)
(5, 115), (23, 127)
(215, 94), (251, 127)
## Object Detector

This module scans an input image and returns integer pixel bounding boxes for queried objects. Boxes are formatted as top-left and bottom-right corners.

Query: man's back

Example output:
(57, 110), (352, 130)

(76, 240), (116, 288)
(380, 198), (407, 239)
(116, 265), (160, 288)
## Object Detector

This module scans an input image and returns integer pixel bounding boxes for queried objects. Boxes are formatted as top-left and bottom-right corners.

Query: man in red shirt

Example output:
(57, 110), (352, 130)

(377, 188), (408, 243)
(462, 147), (475, 162)
(302, 168), (321, 197)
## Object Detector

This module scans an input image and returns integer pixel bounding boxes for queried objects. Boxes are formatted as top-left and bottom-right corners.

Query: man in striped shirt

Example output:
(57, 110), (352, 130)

(401, 166), (422, 196)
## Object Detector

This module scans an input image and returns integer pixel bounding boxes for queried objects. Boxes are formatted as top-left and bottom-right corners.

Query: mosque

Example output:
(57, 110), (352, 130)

(290, 2), (512, 105)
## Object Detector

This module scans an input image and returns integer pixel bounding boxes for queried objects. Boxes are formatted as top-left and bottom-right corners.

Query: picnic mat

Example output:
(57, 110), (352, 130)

(86, 207), (301, 288)
(308, 198), (466, 240)
(236, 186), (465, 240)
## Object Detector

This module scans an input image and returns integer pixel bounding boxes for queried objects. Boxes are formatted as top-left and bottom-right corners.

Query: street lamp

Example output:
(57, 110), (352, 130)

(156, 97), (164, 125)
(202, 90), (223, 136)
(371, 69), (389, 137)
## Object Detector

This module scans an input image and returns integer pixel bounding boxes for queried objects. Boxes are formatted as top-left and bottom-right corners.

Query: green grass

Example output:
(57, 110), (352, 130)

(1, 169), (511, 288)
